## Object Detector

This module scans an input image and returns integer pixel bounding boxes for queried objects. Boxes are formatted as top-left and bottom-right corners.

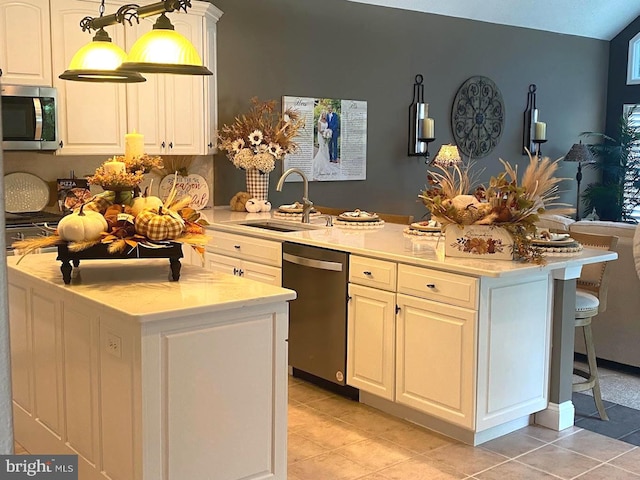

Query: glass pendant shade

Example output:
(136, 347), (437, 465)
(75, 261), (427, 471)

(59, 28), (146, 83)
(118, 14), (212, 75)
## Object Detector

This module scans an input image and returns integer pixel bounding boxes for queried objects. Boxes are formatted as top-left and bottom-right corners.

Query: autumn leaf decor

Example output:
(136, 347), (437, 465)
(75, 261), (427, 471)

(419, 153), (569, 263)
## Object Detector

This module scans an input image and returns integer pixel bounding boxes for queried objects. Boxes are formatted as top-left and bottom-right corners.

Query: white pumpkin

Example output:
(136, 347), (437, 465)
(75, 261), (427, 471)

(57, 204), (108, 242)
(245, 199), (262, 213)
(131, 185), (163, 217)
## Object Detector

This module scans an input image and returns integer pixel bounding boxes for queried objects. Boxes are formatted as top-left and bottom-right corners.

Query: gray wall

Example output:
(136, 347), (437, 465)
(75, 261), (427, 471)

(212, 0), (609, 220)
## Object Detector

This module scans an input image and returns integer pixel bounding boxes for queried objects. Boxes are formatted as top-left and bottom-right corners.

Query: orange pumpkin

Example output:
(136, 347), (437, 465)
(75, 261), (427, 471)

(134, 207), (184, 241)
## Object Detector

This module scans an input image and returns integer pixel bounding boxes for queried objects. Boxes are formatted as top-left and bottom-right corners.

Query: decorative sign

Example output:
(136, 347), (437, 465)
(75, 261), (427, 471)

(451, 76), (505, 159)
(158, 174), (209, 210)
(282, 96), (367, 182)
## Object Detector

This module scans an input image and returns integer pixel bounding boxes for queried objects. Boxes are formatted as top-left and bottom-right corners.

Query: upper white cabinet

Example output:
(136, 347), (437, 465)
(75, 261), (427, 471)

(50, 0), (127, 155)
(49, 0), (221, 156)
(0, 0), (52, 86)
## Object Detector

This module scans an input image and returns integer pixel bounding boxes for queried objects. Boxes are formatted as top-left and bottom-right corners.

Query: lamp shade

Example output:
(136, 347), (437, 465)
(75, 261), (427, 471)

(118, 14), (212, 75)
(564, 141), (595, 163)
(433, 144), (462, 167)
(59, 29), (146, 83)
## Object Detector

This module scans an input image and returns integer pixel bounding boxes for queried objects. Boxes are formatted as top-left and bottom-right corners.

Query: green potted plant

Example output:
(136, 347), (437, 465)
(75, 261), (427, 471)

(581, 108), (640, 222)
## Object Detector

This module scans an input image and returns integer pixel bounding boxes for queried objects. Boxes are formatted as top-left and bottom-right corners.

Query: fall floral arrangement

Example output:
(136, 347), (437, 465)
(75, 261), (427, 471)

(418, 154), (568, 262)
(217, 97), (305, 174)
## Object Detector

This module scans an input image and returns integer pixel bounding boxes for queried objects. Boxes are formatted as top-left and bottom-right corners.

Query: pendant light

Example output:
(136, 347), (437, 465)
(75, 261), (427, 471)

(59, 27), (146, 83)
(118, 13), (212, 75)
(59, 0), (145, 83)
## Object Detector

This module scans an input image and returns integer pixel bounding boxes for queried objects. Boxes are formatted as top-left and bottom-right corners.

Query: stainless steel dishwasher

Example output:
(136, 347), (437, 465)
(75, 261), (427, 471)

(282, 242), (358, 398)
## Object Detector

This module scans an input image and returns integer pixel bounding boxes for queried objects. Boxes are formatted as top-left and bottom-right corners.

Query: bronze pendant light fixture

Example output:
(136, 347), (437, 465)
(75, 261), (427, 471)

(60, 0), (213, 83)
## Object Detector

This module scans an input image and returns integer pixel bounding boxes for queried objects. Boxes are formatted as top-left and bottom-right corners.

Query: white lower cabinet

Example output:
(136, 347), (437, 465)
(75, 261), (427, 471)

(205, 230), (282, 286)
(347, 255), (552, 442)
(395, 293), (476, 428)
(8, 268), (288, 479)
(347, 283), (396, 400)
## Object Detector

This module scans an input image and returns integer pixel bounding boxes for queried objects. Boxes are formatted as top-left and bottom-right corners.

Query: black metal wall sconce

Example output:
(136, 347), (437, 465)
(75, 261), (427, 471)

(522, 84), (547, 157)
(408, 74), (435, 162)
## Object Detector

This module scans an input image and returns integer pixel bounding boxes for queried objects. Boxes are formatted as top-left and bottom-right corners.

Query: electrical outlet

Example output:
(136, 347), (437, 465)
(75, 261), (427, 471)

(106, 332), (122, 358)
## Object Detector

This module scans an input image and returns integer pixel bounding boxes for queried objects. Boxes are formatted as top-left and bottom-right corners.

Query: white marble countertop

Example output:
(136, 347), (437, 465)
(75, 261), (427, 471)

(202, 207), (618, 278)
(6, 253), (296, 323)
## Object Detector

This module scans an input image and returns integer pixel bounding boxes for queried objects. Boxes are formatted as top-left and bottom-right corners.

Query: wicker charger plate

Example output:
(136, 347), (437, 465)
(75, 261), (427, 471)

(4, 172), (50, 213)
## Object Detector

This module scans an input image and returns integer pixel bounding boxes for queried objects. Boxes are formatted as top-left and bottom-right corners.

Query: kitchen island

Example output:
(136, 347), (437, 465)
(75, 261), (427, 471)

(7, 254), (296, 480)
(202, 207), (617, 445)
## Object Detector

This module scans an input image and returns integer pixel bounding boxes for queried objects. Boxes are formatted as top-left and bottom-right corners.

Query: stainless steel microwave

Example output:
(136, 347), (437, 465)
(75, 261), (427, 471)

(1, 84), (59, 151)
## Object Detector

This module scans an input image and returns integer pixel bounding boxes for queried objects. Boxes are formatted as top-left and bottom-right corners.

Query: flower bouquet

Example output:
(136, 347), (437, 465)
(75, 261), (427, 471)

(323, 128), (333, 141)
(418, 153), (569, 263)
(218, 97), (305, 174)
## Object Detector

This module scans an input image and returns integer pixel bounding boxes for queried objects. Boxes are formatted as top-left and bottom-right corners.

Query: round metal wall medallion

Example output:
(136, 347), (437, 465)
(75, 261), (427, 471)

(451, 76), (505, 159)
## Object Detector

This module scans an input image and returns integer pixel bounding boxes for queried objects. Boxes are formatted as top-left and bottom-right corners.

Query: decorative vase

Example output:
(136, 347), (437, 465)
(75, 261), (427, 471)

(245, 168), (269, 200)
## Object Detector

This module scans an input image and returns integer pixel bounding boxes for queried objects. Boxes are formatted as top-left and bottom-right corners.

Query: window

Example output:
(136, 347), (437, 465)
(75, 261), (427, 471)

(623, 105), (640, 220)
(627, 32), (640, 85)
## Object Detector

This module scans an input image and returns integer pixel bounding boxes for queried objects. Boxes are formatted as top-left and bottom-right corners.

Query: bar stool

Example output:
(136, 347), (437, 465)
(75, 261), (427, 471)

(569, 232), (619, 421)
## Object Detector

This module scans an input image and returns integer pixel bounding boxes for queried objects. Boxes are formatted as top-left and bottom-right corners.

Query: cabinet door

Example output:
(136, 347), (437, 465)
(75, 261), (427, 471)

(203, 8), (221, 155)
(0, 0), (51, 85)
(395, 293), (476, 429)
(50, 0), (127, 155)
(347, 283), (396, 400)
(204, 252), (239, 276)
(242, 260), (282, 286)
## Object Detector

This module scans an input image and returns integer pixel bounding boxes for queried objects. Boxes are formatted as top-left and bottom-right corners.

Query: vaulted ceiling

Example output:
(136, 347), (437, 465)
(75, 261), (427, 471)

(348, 0), (640, 40)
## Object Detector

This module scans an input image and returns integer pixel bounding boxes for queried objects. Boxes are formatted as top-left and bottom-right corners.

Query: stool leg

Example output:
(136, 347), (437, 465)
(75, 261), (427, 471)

(584, 322), (609, 421)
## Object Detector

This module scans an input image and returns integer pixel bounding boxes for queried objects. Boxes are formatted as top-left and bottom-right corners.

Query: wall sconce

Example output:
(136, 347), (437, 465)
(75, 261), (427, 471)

(563, 140), (595, 220)
(432, 144), (462, 168)
(522, 84), (547, 157)
(408, 74), (435, 161)
(59, 0), (213, 83)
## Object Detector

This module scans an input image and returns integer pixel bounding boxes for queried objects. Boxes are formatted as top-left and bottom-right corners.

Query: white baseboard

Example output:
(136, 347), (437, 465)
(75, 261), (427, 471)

(534, 401), (575, 431)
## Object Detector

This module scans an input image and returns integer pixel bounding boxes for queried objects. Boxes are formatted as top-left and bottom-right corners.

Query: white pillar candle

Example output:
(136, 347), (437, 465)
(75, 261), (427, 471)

(103, 158), (126, 175)
(534, 121), (547, 141)
(422, 118), (435, 139)
(125, 130), (144, 161)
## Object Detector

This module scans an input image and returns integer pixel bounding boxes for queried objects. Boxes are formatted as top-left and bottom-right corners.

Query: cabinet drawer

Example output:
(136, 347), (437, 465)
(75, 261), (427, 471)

(397, 264), (477, 309)
(207, 231), (281, 267)
(349, 256), (397, 291)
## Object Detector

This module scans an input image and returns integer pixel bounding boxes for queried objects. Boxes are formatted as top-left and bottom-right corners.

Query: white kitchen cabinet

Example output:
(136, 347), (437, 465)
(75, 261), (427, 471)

(395, 293), (476, 429)
(126, 2), (222, 155)
(8, 256), (291, 479)
(50, 0), (128, 155)
(0, 0), (52, 85)
(205, 232), (282, 286)
(347, 283), (396, 400)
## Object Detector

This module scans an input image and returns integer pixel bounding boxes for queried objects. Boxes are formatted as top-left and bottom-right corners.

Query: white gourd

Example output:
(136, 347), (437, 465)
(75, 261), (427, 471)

(57, 204), (108, 242)
(245, 199), (261, 213)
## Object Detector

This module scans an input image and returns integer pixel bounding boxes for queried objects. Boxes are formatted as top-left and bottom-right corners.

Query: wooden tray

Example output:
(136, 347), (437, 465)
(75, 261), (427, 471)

(56, 242), (183, 285)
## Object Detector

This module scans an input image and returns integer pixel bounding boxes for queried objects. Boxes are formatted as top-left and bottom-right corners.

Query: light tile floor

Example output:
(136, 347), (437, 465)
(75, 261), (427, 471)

(15, 375), (640, 479)
(288, 376), (640, 480)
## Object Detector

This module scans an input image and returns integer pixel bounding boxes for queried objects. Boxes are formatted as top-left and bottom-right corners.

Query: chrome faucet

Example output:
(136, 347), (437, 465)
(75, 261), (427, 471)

(276, 168), (314, 223)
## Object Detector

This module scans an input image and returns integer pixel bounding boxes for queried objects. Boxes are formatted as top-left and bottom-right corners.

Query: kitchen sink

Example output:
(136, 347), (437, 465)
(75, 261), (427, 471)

(227, 220), (325, 232)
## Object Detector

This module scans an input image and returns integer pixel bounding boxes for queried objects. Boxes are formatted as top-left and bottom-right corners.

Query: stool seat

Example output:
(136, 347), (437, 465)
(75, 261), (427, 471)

(575, 290), (599, 319)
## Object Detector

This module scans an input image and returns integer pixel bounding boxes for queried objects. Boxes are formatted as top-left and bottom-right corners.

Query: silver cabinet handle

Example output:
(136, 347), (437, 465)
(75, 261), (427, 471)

(426, 284), (436, 289)
(363, 271), (372, 276)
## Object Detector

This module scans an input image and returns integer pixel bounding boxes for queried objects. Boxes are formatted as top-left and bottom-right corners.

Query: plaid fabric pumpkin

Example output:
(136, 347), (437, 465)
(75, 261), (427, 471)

(135, 207), (185, 241)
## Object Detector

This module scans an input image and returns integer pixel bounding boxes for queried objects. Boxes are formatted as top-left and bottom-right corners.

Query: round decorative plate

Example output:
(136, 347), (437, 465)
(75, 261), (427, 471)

(278, 202), (304, 213)
(451, 76), (505, 159)
(4, 172), (50, 213)
(338, 211), (380, 222)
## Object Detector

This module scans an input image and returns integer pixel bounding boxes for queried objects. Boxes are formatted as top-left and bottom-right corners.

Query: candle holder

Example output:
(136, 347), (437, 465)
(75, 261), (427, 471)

(408, 74), (436, 157)
(522, 84), (539, 155)
(532, 139), (547, 158)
